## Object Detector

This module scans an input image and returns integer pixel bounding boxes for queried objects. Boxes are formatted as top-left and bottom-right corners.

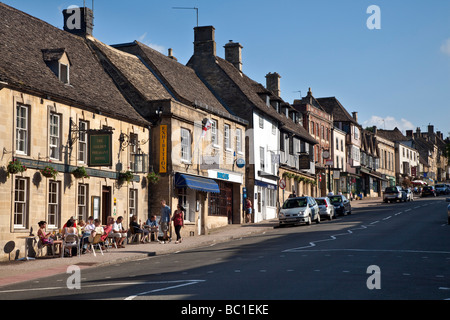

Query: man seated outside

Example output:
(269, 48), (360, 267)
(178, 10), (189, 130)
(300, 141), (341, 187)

(145, 215), (159, 242)
(111, 216), (128, 248)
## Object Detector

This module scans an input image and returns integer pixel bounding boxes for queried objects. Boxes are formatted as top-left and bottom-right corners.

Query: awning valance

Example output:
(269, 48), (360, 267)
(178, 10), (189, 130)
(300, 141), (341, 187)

(175, 173), (220, 193)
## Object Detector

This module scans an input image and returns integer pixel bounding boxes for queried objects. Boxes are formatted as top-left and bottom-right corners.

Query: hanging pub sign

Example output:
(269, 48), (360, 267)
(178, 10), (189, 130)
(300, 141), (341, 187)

(88, 129), (113, 167)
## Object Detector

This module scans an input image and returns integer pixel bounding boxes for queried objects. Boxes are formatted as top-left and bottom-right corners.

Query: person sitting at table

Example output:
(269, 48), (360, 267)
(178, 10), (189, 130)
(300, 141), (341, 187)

(101, 216), (114, 247)
(88, 219), (106, 251)
(61, 219), (78, 257)
(130, 215), (149, 243)
(76, 219), (85, 237)
(145, 215), (159, 242)
(81, 216), (95, 253)
(63, 216), (77, 228)
(37, 221), (62, 255)
(111, 216), (128, 248)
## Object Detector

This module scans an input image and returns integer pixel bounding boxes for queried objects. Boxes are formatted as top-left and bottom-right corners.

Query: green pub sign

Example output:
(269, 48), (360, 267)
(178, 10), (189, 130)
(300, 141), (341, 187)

(88, 132), (112, 167)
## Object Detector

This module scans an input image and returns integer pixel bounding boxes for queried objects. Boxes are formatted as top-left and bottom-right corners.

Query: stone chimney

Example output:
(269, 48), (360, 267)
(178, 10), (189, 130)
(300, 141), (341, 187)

(428, 124), (434, 135)
(265, 72), (281, 97)
(63, 6), (94, 37)
(224, 41), (243, 72)
(168, 48), (177, 61)
(352, 112), (358, 123)
(406, 130), (413, 137)
(193, 26), (216, 57)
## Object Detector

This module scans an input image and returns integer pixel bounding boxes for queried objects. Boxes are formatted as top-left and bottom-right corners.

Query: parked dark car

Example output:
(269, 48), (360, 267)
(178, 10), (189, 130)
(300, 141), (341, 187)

(383, 186), (407, 203)
(435, 184), (450, 196)
(328, 195), (351, 216)
(421, 186), (436, 197)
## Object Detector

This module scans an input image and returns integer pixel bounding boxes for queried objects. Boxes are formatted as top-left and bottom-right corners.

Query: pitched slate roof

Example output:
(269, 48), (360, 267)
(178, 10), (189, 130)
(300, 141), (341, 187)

(316, 97), (359, 126)
(376, 128), (409, 142)
(212, 57), (317, 145)
(0, 3), (148, 126)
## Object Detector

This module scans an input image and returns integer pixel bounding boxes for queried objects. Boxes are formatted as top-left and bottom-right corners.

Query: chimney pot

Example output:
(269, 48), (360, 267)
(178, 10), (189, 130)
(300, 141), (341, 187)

(352, 112), (358, 123)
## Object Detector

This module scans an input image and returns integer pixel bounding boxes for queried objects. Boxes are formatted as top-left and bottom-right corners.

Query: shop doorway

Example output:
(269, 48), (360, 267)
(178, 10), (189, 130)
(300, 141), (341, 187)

(102, 186), (111, 224)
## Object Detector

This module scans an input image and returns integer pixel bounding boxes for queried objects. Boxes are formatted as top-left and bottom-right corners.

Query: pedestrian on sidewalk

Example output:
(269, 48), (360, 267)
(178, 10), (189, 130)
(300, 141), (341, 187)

(172, 204), (184, 244)
(159, 199), (171, 243)
(245, 198), (253, 223)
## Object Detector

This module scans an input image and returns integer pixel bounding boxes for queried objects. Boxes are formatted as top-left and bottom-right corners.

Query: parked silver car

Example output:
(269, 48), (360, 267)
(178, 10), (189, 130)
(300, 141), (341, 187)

(279, 196), (320, 226)
(403, 188), (414, 201)
(315, 197), (335, 220)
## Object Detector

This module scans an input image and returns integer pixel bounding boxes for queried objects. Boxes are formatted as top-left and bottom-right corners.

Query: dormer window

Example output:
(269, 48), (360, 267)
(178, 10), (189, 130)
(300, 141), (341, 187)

(42, 48), (72, 85)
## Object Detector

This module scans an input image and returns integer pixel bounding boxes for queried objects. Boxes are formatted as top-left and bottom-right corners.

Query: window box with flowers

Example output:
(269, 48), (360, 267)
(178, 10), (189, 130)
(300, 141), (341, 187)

(72, 166), (89, 179)
(146, 171), (160, 184)
(118, 170), (134, 184)
(6, 159), (27, 178)
(40, 164), (58, 179)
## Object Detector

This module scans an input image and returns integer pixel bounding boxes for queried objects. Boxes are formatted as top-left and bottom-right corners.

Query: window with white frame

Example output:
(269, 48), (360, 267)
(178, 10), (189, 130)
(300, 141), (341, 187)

(78, 120), (88, 163)
(49, 113), (61, 160)
(181, 128), (191, 162)
(224, 124), (231, 150)
(260, 147), (265, 171)
(259, 114), (264, 129)
(129, 189), (137, 217)
(236, 128), (242, 153)
(59, 63), (69, 84)
(48, 181), (60, 228)
(77, 184), (88, 222)
(211, 119), (218, 146)
(14, 177), (28, 229)
(16, 104), (29, 155)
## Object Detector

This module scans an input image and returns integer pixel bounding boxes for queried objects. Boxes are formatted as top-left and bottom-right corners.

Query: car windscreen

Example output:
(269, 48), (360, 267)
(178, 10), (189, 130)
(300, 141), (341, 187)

(435, 185), (445, 188)
(423, 186), (433, 190)
(316, 199), (327, 205)
(329, 196), (342, 203)
(282, 198), (307, 209)
(385, 187), (398, 193)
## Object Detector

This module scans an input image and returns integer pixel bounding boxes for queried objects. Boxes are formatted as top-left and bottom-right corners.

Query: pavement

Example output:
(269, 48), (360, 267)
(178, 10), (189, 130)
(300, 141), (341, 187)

(0, 197), (383, 288)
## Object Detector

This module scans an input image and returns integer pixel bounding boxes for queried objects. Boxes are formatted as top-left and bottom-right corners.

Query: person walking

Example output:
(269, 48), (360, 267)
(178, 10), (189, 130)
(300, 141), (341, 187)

(172, 204), (185, 244)
(159, 199), (171, 243)
(245, 198), (253, 223)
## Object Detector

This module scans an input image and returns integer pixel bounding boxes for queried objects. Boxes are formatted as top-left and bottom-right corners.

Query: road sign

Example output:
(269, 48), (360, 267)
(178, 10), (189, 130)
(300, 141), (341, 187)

(279, 179), (286, 189)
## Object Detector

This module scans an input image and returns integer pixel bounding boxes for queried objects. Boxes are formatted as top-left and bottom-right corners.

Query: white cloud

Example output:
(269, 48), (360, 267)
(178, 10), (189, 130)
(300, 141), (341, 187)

(137, 32), (166, 54)
(362, 115), (415, 133)
(440, 39), (450, 56)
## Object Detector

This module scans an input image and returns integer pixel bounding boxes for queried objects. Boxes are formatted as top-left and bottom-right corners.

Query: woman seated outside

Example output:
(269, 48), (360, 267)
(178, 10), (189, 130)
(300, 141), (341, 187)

(37, 221), (62, 256)
(130, 215), (149, 243)
(61, 219), (78, 257)
(101, 216), (114, 247)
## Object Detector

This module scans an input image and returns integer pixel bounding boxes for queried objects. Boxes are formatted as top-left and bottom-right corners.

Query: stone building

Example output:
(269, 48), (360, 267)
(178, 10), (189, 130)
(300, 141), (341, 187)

(88, 36), (248, 235)
(0, 4), (151, 260)
(187, 26), (317, 222)
(293, 88), (333, 196)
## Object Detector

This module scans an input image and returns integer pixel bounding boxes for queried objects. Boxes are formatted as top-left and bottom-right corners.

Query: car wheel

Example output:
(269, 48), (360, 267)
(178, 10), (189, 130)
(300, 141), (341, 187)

(306, 215), (312, 225)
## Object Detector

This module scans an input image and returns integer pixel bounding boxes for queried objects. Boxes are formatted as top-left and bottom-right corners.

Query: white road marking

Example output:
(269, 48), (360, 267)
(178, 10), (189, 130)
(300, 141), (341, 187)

(125, 280), (205, 300)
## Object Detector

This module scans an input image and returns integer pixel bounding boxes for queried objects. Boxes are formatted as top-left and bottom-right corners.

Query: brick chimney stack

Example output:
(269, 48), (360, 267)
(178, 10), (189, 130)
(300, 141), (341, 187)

(265, 72), (281, 97)
(193, 26), (216, 57)
(224, 40), (243, 72)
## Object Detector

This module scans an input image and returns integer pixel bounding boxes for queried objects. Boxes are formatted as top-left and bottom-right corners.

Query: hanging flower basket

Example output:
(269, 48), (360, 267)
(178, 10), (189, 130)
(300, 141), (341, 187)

(146, 171), (160, 184)
(119, 170), (134, 184)
(6, 159), (27, 177)
(72, 166), (89, 179)
(41, 165), (58, 179)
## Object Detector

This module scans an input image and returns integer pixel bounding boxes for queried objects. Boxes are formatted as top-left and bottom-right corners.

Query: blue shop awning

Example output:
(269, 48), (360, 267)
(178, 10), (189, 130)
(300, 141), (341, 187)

(175, 173), (220, 193)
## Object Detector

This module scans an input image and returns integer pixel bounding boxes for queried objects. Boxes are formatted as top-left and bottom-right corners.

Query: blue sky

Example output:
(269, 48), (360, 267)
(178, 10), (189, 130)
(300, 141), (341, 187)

(4, 0), (450, 137)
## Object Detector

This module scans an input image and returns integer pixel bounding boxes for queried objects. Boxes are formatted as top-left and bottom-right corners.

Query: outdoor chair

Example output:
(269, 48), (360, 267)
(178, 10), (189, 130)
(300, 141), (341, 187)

(61, 234), (80, 258)
(36, 238), (56, 258)
(90, 233), (104, 257)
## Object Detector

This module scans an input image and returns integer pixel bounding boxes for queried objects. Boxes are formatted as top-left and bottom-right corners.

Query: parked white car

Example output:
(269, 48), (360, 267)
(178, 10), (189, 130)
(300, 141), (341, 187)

(315, 197), (335, 220)
(279, 196), (320, 226)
